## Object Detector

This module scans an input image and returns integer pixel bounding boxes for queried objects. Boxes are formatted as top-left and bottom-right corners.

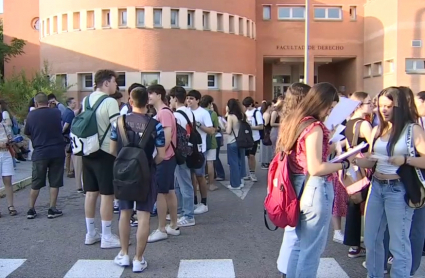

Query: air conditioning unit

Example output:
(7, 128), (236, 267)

(412, 40), (422, 47)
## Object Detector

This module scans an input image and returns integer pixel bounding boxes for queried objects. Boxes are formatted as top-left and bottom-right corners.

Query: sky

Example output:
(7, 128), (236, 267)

(0, 0), (3, 14)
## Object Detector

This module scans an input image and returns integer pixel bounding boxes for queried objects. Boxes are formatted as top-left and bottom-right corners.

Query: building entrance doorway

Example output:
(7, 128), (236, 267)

(273, 84), (289, 99)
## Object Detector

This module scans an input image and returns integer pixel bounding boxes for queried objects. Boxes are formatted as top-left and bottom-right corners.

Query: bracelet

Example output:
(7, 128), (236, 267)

(341, 159), (350, 170)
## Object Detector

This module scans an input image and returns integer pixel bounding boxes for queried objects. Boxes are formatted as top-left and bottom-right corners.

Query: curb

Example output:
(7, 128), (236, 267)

(0, 177), (32, 198)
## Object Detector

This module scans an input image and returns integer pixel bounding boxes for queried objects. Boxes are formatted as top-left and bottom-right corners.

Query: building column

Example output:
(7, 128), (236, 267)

(305, 54), (315, 86)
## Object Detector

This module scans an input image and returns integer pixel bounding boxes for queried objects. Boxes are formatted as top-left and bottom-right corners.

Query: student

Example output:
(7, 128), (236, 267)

(111, 86), (165, 273)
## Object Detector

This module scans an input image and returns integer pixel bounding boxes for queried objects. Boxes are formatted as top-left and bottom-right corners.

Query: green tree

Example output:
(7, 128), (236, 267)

(0, 61), (69, 121)
(0, 19), (26, 75)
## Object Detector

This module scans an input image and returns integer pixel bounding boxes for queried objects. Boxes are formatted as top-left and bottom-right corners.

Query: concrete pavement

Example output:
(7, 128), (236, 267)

(0, 152), (424, 278)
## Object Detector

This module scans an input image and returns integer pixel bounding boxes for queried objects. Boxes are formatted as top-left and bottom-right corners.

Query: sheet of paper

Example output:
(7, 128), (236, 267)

(325, 98), (361, 130)
(329, 142), (369, 163)
(329, 125), (346, 144)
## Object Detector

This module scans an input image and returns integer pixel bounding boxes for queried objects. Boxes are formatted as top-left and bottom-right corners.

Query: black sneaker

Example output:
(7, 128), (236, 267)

(27, 208), (37, 219)
(47, 207), (63, 219)
(77, 188), (84, 194)
(130, 214), (138, 227)
(113, 205), (119, 214)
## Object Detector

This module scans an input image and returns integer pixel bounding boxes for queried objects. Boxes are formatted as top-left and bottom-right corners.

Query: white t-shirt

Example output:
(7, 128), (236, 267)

(191, 106), (213, 153)
(246, 108), (264, 141)
(120, 105), (129, 115)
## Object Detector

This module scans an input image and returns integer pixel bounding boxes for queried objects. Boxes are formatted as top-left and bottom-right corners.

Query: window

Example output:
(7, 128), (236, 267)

(56, 74), (67, 87)
(203, 12), (210, 30)
(119, 10), (128, 26)
(217, 13), (223, 31)
(46, 18), (50, 35)
(32, 18), (40, 31)
(406, 59), (425, 73)
(363, 64), (372, 78)
(385, 59), (394, 73)
(188, 10), (195, 28)
(136, 9), (145, 27)
(117, 72), (126, 87)
(73, 12), (80, 30)
(208, 74), (218, 89)
(232, 74), (241, 90)
(314, 7), (342, 20)
(176, 73), (191, 88)
(412, 40), (422, 47)
(52, 16), (58, 33)
(273, 75), (291, 83)
(249, 75), (254, 91)
(141, 73), (160, 86)
(278, 7), (305, 20)
(102, 10), (110, 27)
(154, 9), (162, 27)
(349, 6), (357, 21)
(238, 18), (243, 35)
(229, 16), (235, 33)
(86, 11), (94, 29)
(81, 73), (93, 89)
(61, 14), (68, 32)
(373, 62), (382, 76)
(246, 20), (250, 37)
(171, 9), (179, 27)
(263, 6), (271, 20)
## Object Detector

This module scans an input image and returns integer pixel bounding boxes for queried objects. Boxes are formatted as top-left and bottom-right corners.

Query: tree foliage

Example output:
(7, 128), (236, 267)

(0, 19), (26, 67)
(0, 61), (69, 121)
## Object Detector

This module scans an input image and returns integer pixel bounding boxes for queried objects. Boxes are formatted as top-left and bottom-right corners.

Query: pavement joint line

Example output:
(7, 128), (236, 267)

(0, 176), (32, 198)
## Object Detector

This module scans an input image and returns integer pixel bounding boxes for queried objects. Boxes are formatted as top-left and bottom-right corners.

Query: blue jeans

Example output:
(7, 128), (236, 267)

(287, 175), (334, 278)
(214, 137), (225, 179)
(383, 206), (425, 275)
(227, 142), (244, 188)
(364, 178), (414, 278)
(175, 163), (194, 219)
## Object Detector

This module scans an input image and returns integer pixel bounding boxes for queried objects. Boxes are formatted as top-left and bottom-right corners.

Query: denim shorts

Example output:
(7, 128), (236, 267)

(191, 152), (207, 177)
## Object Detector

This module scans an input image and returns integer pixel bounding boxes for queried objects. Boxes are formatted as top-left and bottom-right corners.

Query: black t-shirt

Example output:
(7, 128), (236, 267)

(24, 107), (65, 161)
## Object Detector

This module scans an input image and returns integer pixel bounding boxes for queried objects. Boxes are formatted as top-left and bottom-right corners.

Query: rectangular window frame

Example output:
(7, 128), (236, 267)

(314, 6), (343, 20)
(176, 73), (192, 89)
(188, 10), (195, 28)
(55, 74), (67, 88)
(263, 5), (271, 20)
(405, 59), (425, 74)
(153, 9), (162, 27)
(116, 72), (126, 88)
(141, 72), (160, 87)
(81, 73), (93, 90)
(208, 74), (218, 89)
(363, 64), (372, 78)
(203, 12), (210, 30)
(278, 6), (306, 20)
(229, 16), (235, 33)
(171, 9), (179, 28)
(232, 74), (241, 90)
(119, 10), (128, 26)
(217, 13), (224, 31)
(349, 6), (357, 21)
(136, 9), (145, 27)
(373, 62), (383, 77)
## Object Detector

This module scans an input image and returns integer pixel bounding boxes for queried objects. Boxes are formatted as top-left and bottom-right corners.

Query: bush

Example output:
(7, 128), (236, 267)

(0, 62), (69, 121)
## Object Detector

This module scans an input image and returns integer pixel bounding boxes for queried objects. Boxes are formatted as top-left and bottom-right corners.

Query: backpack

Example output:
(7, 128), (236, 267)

(253, 109), (264, 139)
(11, 117), (20, 135)
(206, 110), (216, 150)
(233, 120), (254, 149)
(162, 108), (191, 165)
(175, 110), (204, 169)
(113, 115), (156, 202)
(70, 95), (110, 156)
(264, 118), (316, 231)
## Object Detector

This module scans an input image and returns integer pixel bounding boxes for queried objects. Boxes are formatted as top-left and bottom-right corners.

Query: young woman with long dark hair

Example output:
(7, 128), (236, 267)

(225, 99), (247, 189)
(212, 103), (225, 181)
(354, 87), (425, 277)
(260, 101), (273, 169)
(277, 82), (346, 277)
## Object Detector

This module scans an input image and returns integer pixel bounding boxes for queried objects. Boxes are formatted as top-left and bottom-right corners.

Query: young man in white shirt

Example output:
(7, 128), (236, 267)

(186, 90), (215, 215)
(242, 97), (264, 182)
(83, 69), (121, 249)
(169, 86), (196, 226)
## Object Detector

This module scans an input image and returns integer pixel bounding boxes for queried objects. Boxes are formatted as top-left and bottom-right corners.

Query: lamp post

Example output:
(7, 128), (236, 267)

(304, 0), (310, 84)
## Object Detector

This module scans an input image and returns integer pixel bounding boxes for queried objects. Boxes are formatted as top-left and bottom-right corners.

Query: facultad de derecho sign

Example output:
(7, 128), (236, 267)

(277, 45), (344, 50)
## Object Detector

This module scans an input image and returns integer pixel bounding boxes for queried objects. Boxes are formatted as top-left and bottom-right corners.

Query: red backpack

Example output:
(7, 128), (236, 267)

(264, 118), (316, 231)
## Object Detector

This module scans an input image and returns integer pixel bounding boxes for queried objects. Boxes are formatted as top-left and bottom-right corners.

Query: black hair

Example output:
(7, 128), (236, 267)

(227, 98), (245, 121)
(47, 94), (56, 101)
(94, 69), (117, 88)
(147, 84), (167, 102)
(169, 86), (187, 104)
(66, 97), (75, 106)
(417, 91), (425, 101)
(35, 92), (49, 105)
(200, 95), (214, 108)
(130, 87), (149, 108)
(242, 97), (255, 108)
(187, 90), (202, 100)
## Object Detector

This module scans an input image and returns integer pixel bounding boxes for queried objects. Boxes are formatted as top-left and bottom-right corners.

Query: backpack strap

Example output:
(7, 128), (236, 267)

(117, 115), (130, 147)
(348, 120), (363, 149)
(175, 110), (194, 130)
(85, 95), (109, 111)
(138, 117), (156, 149)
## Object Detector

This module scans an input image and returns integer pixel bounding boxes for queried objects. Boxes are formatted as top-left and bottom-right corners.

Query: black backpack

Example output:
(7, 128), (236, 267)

(175, 110), (204, 169)
(113, 115), (156, 202)
(234, 120), (254, 149)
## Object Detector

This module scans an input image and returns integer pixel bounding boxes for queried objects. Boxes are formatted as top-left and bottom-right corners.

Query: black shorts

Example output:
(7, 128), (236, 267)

(32, 157), (65, 190)
(245, 140), (260, 156)
(156, 156), (177, 194)
(82, 150), (115, 195)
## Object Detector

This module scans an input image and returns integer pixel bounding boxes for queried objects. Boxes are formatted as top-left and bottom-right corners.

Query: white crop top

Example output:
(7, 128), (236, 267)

(374, 127), (409, 175)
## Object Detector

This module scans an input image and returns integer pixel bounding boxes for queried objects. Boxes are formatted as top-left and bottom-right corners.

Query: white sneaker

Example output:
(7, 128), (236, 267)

(101, 234), (121, 249)
(166, 213), (182, 221)
(194, 204), (208, 215)
(250, 173), (258, 182)
(227, 185), (242, 190)
(133, 258), (148, 273)
(177, 217), (196, 227)
(333, 230), (344, 244)
(114, 252), (130, 267)
(165, 224), (181, 236)
(147, 229), (168, 243)
(362, 261), (388, 274)
(85, 229), (101, 245)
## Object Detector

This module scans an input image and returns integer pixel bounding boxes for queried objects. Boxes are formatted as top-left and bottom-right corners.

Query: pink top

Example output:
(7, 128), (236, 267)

(288, 117), (331, 175)
(156, 107), (177, 160)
